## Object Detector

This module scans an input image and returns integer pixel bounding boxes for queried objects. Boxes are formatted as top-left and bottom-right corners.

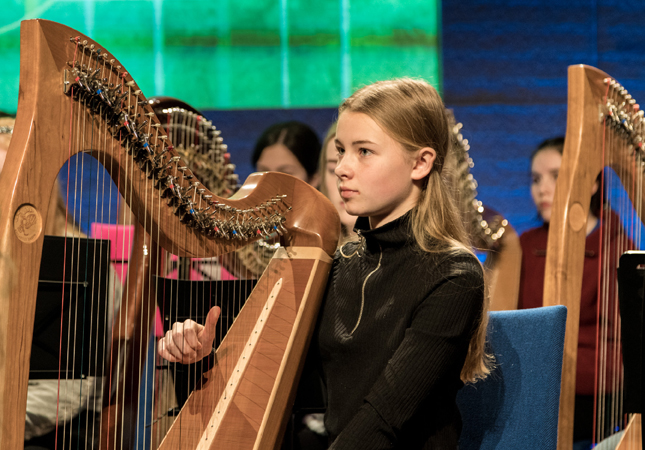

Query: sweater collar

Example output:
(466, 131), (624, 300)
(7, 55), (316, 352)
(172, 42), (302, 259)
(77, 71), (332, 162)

(353, 210), (414, 252)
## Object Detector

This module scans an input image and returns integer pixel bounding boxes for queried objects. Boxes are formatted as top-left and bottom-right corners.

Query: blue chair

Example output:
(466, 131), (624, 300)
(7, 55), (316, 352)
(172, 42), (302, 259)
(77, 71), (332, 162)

(457, 305), (567, 450)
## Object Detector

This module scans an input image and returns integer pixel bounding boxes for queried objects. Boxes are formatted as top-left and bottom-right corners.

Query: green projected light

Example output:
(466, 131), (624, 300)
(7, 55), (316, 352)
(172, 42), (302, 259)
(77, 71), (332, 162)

(0, 0), (440, 112)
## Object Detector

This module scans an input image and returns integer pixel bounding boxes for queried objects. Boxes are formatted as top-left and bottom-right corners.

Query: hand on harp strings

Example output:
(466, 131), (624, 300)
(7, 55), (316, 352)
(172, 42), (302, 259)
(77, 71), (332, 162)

(158, 306), (221, 364)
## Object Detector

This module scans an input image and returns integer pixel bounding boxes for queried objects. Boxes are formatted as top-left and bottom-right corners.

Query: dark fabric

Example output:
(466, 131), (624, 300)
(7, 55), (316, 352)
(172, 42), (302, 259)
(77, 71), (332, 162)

(456, 306), (567, 450)
(517, 213), (626, 396)
(313, 212), (485, 449)
(23, 409), (99, 450)
(573, 393), (625, 446)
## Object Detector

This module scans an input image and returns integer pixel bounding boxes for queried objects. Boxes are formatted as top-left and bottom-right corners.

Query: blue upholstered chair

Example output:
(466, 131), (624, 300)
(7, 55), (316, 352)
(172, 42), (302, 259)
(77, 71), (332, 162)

(457, 305), (567, 450)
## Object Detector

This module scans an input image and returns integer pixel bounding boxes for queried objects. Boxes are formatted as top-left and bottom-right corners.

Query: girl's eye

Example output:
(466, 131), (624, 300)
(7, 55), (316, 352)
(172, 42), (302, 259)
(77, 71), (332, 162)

(531, 175), (540, 184)
(359, 148), (371, 156)
(336, 147), (345, 156)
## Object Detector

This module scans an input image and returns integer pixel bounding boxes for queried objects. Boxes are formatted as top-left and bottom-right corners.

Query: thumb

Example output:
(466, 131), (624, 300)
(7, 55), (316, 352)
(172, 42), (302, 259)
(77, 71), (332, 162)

(198, 306), (221, 348)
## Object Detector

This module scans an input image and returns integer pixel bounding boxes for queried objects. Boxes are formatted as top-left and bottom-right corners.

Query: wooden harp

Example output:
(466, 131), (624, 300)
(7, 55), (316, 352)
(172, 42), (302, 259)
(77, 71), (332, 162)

(446, 112), (522, 311)
(0, 19), (339, 449)
(544, 64), (643, 449)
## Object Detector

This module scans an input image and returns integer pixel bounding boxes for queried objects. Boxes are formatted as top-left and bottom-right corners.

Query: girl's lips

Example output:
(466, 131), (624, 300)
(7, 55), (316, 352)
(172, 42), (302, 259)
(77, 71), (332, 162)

(340, 188), (357, 199)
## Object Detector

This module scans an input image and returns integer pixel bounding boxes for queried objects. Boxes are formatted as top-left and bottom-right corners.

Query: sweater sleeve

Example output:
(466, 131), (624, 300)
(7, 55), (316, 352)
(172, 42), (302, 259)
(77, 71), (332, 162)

(329, 257), (485, 449)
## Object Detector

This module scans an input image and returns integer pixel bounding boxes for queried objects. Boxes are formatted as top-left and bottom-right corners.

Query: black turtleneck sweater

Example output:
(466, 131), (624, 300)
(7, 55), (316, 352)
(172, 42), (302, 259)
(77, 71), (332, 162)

(314, 213), (484, 449)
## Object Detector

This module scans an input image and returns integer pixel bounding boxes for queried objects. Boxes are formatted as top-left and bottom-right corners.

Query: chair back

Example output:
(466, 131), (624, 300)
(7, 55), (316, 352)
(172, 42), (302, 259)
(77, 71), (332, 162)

(457, 305), (567, 450)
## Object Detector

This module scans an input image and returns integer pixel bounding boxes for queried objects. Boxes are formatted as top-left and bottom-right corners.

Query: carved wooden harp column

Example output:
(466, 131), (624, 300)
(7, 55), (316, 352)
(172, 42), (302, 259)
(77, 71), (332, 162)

(544, 65), (644, 450)
(0, 19), (339, 449)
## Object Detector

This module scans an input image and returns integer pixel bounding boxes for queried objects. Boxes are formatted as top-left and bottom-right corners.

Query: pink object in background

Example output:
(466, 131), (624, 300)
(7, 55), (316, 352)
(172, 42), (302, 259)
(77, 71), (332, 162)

(90, 223), (135, 282)
(90, 223), (166, 337)
(90, 223), (236, 337)
(165, 254), (236, 281)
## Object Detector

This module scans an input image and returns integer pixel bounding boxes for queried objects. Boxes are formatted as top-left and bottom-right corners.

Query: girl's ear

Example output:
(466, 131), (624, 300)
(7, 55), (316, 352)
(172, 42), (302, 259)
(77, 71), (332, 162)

(411, 147), (437, 181)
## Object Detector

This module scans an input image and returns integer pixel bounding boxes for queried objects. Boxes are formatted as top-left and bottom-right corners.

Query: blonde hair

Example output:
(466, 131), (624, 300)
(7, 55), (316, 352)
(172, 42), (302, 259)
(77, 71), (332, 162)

(318, 121), (337, 200)
(339, 78), (491, 383)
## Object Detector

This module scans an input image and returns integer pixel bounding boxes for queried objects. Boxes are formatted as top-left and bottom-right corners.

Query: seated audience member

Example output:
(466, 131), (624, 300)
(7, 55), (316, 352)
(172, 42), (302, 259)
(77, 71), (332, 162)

(253, 121), (321, 188)
(319, 121), (357, 245)
(518, 137), (623, 450)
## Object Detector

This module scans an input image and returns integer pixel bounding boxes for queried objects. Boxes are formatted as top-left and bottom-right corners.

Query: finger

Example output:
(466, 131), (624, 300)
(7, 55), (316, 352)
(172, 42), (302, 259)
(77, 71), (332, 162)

(165, 331), (190, 361)
(171, 321), (199, 355)
(184, 325), (202, 351)
(158, 339), (180, 363)
(198, 306), (221, 347)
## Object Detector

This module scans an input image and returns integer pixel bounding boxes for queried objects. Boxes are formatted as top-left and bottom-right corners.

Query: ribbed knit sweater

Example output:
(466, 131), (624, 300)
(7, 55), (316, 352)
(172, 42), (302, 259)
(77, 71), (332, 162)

(313, 212), (485, 449)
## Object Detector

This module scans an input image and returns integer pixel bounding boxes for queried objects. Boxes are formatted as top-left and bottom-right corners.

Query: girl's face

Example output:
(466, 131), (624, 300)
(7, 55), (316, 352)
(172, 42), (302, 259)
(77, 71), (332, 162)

(324, 137), (356, 231)
(335, 111), (432, 229)
(531, 147), (562, 223)
(256, 143), (313, 184)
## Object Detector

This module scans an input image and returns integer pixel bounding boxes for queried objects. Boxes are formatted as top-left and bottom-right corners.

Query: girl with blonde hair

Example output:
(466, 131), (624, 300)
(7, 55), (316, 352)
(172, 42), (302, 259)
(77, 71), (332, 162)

(160, 78), (491, 449)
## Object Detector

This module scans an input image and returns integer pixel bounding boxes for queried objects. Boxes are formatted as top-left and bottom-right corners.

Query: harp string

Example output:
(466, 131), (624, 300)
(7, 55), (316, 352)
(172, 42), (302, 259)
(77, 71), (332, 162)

(153, 169), (163, 447)
(145, 108), (158, 449)
(596, 83), (616, 444)
(90, 95), (107, 448)
(148, 127), (158, 449)
(99, 61), (115, 446)
(53, 36), (81, 449)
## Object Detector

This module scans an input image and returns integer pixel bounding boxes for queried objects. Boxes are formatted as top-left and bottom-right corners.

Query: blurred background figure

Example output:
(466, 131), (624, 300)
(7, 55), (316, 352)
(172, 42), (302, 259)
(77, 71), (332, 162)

(318, 121), (357, 245)
(518, 137), (623, 450)
(253, 121), (321, 188)
(0, 112), (14, 171)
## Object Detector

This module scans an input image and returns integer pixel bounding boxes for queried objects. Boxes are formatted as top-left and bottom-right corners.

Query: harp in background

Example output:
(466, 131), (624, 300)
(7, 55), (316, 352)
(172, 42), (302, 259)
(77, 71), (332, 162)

(0, 18), (339, 449)
(544, 64), (644, 450)
(150, 98), (276, 280)
(446, 112), (522, 311)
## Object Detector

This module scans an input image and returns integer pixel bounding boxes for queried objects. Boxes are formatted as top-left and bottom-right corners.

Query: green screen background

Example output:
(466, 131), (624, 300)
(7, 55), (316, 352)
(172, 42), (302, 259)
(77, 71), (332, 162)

(0, 0), (440, 112)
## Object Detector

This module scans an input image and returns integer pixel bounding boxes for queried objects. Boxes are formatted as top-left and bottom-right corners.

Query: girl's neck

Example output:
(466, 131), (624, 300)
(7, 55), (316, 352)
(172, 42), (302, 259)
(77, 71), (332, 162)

(368, 207), (414, 230)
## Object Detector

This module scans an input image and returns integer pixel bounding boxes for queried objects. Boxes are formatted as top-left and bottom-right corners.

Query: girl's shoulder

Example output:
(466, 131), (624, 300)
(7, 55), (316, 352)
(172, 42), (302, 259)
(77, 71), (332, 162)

(394, 245), (484, 290)
(430, 248), (484, 279)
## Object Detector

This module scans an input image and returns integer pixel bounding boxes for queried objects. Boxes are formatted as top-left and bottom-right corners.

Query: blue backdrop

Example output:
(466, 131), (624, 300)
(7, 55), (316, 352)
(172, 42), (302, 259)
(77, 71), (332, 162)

(442, 0), (645, 235)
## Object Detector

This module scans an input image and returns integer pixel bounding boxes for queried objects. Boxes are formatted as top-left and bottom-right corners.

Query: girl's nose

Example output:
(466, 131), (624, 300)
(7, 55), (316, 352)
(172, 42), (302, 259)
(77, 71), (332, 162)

(335, 156), (350, 178)
(540, 180), (555, 197)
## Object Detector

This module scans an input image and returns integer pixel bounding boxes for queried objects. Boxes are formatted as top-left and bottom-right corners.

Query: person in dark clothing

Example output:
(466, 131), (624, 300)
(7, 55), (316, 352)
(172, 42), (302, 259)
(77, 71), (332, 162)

(253, 120), (322, 188)
(158, 78), (491, 449)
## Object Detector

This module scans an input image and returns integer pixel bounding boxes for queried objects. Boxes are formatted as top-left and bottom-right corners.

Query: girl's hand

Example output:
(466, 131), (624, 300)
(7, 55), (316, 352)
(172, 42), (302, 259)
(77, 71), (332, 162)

(157, 306), (221, 364)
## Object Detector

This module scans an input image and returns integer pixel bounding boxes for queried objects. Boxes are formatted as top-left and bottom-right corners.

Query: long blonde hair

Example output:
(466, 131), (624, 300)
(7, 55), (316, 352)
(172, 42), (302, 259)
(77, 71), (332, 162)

(339, 78), (491, 383)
